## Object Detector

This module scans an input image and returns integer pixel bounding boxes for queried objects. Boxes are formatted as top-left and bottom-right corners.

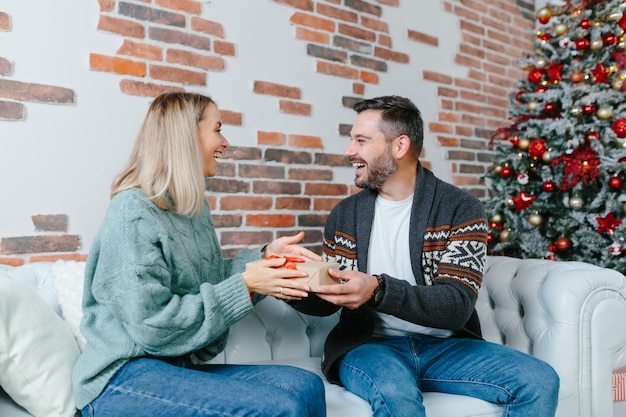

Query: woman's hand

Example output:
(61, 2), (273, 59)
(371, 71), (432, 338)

(241, 256), (311, 300)
(263, 231), (322, 262)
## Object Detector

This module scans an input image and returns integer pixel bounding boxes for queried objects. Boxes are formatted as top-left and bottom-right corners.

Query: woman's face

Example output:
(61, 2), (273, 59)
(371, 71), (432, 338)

(198, 102), (229, 177)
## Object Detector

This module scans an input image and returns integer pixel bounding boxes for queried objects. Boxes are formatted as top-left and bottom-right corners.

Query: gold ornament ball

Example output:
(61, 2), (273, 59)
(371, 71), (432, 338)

(537, 7), (551, 20)
(590, 39), (604, 50)
(570, 106), (583, 116)
(613, 71), (626, 90)
(597, 106), (613, 120)
(505, 197), (516, 209)
(554, 23), (568, 35)
(536, 58), (547, 69)
(569, 195), (584, 210)
(609, 10), (624, 21)
(500, 229), (511, 242)
(542, 150), (553, 163)
(490, 213), (504, 224)
(528, 212), (544, 226)
(494, 164), (502, 174)
(527, 100), (539, 111)
(518, 137), (530, 150)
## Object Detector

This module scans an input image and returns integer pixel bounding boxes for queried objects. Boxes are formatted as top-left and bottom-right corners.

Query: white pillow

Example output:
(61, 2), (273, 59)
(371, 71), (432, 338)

(51, 260), (87, 351)
(0, 272), (80, 417)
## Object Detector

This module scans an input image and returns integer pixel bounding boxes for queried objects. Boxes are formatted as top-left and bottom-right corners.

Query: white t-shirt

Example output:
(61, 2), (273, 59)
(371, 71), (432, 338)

(368, 194), (453, 338)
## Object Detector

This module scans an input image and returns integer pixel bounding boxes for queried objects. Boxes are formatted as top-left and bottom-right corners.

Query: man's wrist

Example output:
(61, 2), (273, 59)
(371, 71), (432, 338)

(368, 274), (386, 307)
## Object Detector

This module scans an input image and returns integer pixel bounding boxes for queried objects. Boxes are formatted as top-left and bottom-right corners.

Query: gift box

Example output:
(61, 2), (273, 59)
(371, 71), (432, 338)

(614, 365), (626, 402)
(246, 257), (339, 292)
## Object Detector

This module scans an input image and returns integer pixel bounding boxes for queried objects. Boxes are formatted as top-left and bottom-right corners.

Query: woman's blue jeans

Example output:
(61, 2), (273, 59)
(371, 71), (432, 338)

(81, 357), (327, 417)
(338, 335), (559, 417)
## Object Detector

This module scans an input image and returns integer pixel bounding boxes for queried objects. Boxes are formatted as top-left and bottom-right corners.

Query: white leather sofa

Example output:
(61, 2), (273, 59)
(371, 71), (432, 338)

(1, 255), (626, 417)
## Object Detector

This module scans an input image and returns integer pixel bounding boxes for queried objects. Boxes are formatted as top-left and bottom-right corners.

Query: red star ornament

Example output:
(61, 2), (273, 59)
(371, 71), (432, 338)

(546, 62), (563, 83)
(596, 212), (622, 234)
(512, 191), (536, 213)
(590, 63), (609, 84)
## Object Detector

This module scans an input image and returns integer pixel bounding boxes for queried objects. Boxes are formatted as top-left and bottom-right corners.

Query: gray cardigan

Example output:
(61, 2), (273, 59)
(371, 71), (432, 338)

(291, 164), (488, 384)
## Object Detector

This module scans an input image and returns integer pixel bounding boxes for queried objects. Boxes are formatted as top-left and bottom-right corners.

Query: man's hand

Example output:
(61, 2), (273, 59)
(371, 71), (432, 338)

(315, 268), (379, 309)
(263, 231), (322, 262)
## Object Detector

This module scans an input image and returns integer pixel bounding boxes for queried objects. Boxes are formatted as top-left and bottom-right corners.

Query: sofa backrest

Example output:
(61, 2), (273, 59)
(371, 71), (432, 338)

(207, 296), (340, 364)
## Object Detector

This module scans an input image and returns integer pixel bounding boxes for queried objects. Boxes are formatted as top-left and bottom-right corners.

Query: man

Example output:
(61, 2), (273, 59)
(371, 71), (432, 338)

(291, 95), (559, 416)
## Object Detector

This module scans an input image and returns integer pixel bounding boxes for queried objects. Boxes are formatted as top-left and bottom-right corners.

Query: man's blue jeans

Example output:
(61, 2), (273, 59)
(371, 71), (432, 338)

(81, 357), (327, 417)
(338, 335), (559, 417)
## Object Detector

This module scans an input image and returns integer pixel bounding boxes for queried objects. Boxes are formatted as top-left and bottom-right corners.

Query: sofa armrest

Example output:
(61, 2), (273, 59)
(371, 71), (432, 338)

(479, 256), (626, 417)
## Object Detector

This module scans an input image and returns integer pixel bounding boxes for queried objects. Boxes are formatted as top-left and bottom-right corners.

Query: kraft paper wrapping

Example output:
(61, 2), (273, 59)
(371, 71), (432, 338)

(246, 259), (340, 291)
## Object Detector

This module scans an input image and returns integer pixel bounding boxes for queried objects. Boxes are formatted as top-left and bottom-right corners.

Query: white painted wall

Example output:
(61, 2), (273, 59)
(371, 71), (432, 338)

(0, 0), (465, 252)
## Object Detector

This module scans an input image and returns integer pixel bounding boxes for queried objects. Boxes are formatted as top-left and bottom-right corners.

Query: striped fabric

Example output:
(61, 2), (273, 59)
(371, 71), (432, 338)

(614, 365), (626, 402)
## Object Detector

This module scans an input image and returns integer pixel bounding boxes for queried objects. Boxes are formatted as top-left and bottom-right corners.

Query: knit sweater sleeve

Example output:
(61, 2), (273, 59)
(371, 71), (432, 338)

(87, 191), (254, 358)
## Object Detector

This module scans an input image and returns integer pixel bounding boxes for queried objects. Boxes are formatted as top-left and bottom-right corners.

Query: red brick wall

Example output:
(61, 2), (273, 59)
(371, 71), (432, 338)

(0, 12), (75, 121)
(0, 0), (535, 265)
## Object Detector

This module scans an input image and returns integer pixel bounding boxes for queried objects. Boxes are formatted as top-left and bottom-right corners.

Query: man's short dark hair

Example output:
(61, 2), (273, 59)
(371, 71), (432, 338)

(353, 95), (424, 157)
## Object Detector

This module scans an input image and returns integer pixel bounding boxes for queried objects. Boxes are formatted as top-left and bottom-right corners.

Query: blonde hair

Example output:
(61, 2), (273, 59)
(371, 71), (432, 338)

(111, 92), (215, 216)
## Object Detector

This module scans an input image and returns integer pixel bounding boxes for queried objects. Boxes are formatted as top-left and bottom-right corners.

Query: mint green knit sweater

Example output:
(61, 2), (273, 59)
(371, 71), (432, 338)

(72, 189), (261, 409)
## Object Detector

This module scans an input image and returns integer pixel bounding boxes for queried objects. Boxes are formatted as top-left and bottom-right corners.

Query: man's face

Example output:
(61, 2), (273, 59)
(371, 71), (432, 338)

(347, 109), (397, 189)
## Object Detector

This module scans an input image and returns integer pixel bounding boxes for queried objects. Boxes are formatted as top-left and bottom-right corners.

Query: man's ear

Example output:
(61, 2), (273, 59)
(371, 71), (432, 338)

(393, 135), (412, 159)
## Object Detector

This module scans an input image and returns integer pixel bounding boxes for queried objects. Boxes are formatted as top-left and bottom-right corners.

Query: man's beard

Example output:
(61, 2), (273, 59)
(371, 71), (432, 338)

(355, 149), (397, 189)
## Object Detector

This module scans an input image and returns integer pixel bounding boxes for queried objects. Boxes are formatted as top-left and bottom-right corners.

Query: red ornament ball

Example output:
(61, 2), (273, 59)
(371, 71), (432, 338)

(604, 33), (618, 46)
(528, 68), (544, 83)
(582, 104), (596, 114)
(542, 180), (557, 192)
(500, 166), (513, 178)
(555, 237), (572, 251)
(580, 19), (591, 29)
(609, 176), (623, 190)
(544, 102), (557, 114)
(528, 139), (548, 158)
(612, 118), (626, 138)
(570, 72), (584, 83)
(576, 38), (589, 50)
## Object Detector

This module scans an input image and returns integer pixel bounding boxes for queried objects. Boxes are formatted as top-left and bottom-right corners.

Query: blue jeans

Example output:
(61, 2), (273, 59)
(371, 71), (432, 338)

(338, 336), (559, 417)
(82, 357), (327, 417)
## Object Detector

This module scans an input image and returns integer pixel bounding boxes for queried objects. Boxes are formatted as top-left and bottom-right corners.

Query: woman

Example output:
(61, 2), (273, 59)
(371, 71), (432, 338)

(72, 92), (327, 417)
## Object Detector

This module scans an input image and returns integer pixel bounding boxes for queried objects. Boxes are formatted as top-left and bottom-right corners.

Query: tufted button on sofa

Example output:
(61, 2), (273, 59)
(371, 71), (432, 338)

(1, 255), (626, 417)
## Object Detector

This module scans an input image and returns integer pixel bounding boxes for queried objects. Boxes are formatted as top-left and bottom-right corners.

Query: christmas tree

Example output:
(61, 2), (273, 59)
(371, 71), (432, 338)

(483, 0), (626, 273)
